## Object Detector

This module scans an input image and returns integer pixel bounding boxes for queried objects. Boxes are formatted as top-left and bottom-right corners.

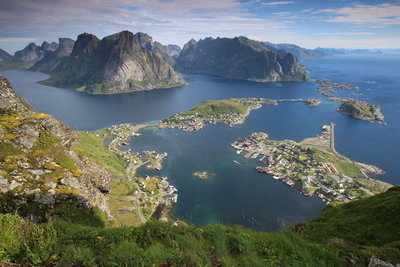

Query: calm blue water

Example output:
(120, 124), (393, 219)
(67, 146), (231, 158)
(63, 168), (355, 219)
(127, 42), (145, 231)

(2, 54), (399, 231)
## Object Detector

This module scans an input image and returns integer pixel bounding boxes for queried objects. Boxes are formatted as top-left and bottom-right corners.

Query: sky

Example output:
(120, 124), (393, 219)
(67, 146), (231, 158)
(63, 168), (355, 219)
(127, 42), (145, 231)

(1, 0), (400, 53)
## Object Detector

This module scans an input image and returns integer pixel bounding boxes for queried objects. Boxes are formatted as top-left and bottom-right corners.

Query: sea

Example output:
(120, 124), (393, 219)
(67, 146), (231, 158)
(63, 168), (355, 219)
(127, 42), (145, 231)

(2, 54), (399, 231)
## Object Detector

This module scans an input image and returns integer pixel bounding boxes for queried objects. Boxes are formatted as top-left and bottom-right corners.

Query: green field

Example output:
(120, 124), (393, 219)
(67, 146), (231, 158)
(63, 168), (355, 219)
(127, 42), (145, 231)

(73, 131), (127, 177)
(182, 99), (246, 116)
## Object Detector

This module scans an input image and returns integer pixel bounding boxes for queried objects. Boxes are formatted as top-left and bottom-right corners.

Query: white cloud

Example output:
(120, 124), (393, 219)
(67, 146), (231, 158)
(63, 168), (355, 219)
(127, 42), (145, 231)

(259, 1), (295, 7)
(314, 3), (400, 25)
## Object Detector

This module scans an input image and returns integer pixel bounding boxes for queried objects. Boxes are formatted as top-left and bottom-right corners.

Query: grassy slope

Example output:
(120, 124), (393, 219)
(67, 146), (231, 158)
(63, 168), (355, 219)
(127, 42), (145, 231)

(0, 213), (341, 266)
(182, 99), (246, 116)
(296, 186), (400, 265)
(73, 131), (126, 177)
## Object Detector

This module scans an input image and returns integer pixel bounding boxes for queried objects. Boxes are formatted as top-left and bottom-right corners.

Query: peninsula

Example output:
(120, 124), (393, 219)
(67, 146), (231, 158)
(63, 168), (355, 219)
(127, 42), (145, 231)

(232, 125), (391, 203)
(74, 124), (178, 225)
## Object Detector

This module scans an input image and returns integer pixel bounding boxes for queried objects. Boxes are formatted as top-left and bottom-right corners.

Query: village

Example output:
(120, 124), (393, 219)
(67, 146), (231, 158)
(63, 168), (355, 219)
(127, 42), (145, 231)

(158, 98), (278, 132)
(231, 125), (390, 203)
(101, 123), (179, 223)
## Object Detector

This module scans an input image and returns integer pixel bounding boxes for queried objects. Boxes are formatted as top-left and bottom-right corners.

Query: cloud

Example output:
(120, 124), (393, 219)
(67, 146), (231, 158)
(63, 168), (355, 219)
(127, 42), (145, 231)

(0, 0), (294, 52)
(314, 3), (400, 25)
(259, 1), (295, 7)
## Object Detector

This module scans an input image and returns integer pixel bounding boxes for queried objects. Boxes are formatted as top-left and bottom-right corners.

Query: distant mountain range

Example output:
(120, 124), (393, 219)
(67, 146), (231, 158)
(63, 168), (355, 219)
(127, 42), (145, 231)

(175, 36), (308, 82)
(0, 41), (59, 70)
(263, 42), (397, 60)
(1, 32), (399, 93)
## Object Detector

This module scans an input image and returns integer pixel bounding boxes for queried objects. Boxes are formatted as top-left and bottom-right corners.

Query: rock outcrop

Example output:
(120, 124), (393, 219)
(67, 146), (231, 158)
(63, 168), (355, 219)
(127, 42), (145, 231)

(338, 99), (385, 124)
(0, 75), (114, 222)
(175, 36), (308, 82)
(39, 31), (186, 94)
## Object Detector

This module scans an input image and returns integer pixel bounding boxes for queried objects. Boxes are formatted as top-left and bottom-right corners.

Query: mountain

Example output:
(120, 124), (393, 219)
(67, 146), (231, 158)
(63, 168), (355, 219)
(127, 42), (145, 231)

(31, 38), (75, 72)
(14, 42), (42, 62)
(40, 41), (58, 53)
(39, 31), (186, 94)
(0, 49), (13, 62)
(175, 36), (308, 82)
(166, 44), (181, 57)
(264, 42), (323, 60)
(0, 74), (114, 222)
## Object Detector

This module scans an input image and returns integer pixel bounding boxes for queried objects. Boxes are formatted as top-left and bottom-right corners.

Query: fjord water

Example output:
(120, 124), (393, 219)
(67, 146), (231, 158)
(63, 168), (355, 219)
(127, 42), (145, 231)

(2, 55), (399, 230)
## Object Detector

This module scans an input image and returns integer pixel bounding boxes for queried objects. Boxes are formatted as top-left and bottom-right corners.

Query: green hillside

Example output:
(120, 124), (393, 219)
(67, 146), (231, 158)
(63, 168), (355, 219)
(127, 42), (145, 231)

(182, 99), (246, 116)
(295, 186), (400, 265)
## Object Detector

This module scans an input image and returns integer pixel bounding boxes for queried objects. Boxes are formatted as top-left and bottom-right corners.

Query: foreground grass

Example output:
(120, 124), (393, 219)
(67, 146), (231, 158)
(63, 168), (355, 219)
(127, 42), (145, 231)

(295, 186), (400, 265)
(0, 213), (341, 266)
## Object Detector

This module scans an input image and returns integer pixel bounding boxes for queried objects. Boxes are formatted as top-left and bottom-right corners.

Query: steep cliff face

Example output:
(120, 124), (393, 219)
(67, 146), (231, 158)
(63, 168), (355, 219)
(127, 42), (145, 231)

(14, 43), (42, 62)
(31, 38), (75, 72)
(0, 75), (114, 222)
(176, 37), (308, 82)
(40, 31), (186, 94)
(166, 44), (181, 57)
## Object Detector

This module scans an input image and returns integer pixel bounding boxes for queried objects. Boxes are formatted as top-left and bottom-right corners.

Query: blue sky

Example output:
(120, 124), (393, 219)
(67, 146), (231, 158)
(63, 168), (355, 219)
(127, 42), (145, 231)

(0, 0), (399, 53)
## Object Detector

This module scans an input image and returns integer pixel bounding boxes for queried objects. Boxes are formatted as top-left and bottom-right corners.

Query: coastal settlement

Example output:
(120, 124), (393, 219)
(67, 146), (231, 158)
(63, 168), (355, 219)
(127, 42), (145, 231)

(231, 124), (391, 203)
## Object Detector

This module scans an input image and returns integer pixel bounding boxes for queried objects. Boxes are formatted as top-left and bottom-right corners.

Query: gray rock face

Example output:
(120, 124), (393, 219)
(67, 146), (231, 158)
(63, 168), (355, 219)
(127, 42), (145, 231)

(166, 44), (181, 57)
(40, 31), (186, 94)
(34, 194), (56, 205)
(176, 36), (308, 82)
(0, 75), (114, 220)
(14, 43), (42, 62)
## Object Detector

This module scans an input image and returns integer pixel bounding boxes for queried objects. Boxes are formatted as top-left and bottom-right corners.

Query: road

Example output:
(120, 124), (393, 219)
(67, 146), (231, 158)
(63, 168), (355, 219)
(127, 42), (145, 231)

(330, 122), (336, 153)
(133, 182), (147, 224)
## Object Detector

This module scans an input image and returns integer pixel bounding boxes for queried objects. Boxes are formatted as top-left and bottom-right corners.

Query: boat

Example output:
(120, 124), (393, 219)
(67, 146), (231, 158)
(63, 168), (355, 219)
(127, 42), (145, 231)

(259, 155), (265, 161)
(273, 175), (280, 180)
(236, 150), (242, 154)
(234, 160), (240, 165)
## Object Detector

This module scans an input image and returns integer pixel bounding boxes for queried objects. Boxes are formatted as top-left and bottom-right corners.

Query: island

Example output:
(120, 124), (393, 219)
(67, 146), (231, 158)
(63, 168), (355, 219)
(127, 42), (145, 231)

(192, 171), (216, 180)
(316, 79), (359, 96)
(333, 98), (385, 124)
(159, 97), (384, 132)
(231, 125), (391, 203)
(158, 98), (277, 132)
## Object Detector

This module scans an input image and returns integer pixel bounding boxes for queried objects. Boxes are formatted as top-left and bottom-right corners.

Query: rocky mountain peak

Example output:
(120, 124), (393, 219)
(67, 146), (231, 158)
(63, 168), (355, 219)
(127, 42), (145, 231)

(40, 41), (58, 52)
(14, 42), (41, 62)
(56, 38), (75, 57)
(71, 33), (100, 57)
